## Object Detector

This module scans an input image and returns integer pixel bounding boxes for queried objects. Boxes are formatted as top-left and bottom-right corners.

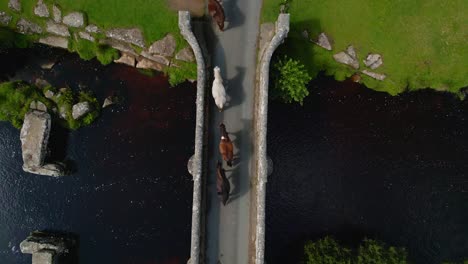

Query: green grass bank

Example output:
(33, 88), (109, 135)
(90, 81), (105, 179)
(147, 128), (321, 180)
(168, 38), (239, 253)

(0, 0), (198, 85)
(262, 0), (468, 96)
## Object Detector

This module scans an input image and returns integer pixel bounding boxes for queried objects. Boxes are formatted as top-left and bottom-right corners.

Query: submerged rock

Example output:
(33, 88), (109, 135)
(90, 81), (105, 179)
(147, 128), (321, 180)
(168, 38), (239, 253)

(106, 28), (145, 48)
(34, 0), (49, 18)
(62, 12), (85, 27)
(175, 46), (195, 62)
(314, 32), (332, 50)
(148, 34), (176, 56)
(46, 20), (70, 37)
(0, 11), (12, 26)
(72, 102), (92, 120)
(364, 53), (383, 69)
(39, 36), (68, 49)
(102, 96), (116, 108)
(17, 18), (43, 34)
(8, 0), (21, 12)
(35, 78), (50, 88)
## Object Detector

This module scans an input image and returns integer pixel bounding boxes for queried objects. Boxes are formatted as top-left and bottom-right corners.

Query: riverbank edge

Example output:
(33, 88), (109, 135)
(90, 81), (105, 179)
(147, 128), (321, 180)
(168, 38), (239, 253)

(260, 1), (468, 98)
(0, 2), (197, 86)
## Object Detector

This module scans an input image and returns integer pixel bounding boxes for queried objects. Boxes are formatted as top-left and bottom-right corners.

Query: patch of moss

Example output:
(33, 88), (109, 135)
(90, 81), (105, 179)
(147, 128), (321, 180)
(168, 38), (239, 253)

(165, 60), (197, 87)
(68, 38), (119, 65)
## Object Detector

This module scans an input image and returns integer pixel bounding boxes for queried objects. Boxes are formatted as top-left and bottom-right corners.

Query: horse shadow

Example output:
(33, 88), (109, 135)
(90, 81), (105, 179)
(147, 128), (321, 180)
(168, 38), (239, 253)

(222, 0), (245, 31)
(225, 66), (245, 109)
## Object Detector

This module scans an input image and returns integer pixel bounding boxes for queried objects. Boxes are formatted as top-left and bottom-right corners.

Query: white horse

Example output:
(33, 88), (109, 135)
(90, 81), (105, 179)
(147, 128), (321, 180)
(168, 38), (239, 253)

(212, 66), (227, 111)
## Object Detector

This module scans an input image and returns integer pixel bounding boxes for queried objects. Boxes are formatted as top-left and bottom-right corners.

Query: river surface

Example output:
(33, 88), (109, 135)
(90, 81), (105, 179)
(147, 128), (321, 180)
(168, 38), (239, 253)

(265, 76), (468, 264)
(0, 47), (196, 264)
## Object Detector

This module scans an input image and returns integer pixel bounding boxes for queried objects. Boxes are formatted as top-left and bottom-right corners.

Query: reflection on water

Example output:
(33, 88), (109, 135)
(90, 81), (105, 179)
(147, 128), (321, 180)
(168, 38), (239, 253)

(0, 46), (196, 264)
(266, 76), (468, 264)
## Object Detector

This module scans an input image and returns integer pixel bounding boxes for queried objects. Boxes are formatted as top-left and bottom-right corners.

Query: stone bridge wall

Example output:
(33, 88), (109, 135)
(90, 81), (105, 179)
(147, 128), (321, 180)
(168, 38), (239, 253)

(253, 13), (290, 264)
(179, 11), (206, 264)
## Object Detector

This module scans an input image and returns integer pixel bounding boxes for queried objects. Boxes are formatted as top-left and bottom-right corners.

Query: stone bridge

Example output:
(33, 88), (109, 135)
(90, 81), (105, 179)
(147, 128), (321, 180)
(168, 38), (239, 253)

(181, 5), (290, 263)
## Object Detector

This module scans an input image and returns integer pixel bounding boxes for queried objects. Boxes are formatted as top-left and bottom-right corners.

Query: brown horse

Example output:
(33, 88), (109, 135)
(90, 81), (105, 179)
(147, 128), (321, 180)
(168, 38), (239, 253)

(208, 0), (225, 31)
(216, 161), (230, 205)
(219, 123), (234, 167)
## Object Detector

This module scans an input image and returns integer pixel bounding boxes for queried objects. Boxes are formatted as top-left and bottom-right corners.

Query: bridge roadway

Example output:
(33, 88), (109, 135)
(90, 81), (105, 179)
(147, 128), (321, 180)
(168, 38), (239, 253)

(204, 0), (263, 263)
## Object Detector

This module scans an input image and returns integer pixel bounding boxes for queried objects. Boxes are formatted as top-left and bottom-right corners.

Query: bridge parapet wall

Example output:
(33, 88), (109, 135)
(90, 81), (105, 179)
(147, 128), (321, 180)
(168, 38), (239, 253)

(254, 13), (290, 264)
(179, 11), (206, 264)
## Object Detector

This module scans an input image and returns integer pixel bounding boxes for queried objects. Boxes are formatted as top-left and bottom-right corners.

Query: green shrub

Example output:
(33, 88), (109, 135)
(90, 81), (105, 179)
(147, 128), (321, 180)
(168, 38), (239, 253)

(271, 55), (311, 105)
(304, 237), (408, 264)
(0, 81), (52, 128)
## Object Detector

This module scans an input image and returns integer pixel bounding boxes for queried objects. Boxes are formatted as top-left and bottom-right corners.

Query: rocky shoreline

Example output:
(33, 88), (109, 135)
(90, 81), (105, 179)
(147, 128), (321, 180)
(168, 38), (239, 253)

(1, 0), (195, 72)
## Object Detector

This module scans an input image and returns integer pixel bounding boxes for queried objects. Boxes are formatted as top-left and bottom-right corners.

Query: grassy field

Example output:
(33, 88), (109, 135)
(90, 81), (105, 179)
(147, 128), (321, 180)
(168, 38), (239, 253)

(0, 0), (187, 48)
(262, 0), (468, 95)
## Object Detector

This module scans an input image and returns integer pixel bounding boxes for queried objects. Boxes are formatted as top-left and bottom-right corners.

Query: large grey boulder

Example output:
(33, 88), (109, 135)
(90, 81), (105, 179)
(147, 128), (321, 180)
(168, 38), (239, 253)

(20, 231), (75, 263)
(106, 28), (145, 48)
(72, 102), (92, 120)
(39, 36), (68, 49)
(20, 110), (50, 168)
(0, 11), (12, 26)
(46, 20), (69, 37)
(114, 52), (135, 67)
(362, 69), (386, 80)
(363, 53), (383, 69)
(8, 0), (21, 12)
(140, 51), (170, 66)
(136, 58), (165, 71)
(62, 12), (85, 27)
(17, 18), (43, 34)
(175, 46), (195, 62)
(52, 5), (61, 23)
(148, 34), (176, 56)
(314, 32), (332, 50)
(34, 0), (49, 18)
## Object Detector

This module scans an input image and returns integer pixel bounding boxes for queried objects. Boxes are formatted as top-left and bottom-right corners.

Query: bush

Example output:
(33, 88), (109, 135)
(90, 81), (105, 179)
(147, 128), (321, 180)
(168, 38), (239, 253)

(271, 55), (311, 105)
(0, 81), (52, 128)
(304, 237), (408, 264)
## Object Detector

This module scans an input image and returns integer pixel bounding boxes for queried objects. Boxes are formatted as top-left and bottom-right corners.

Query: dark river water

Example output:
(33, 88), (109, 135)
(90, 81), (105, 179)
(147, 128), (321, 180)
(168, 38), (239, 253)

(0, 47), (196, 264)
(265, 77), (468, 264)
